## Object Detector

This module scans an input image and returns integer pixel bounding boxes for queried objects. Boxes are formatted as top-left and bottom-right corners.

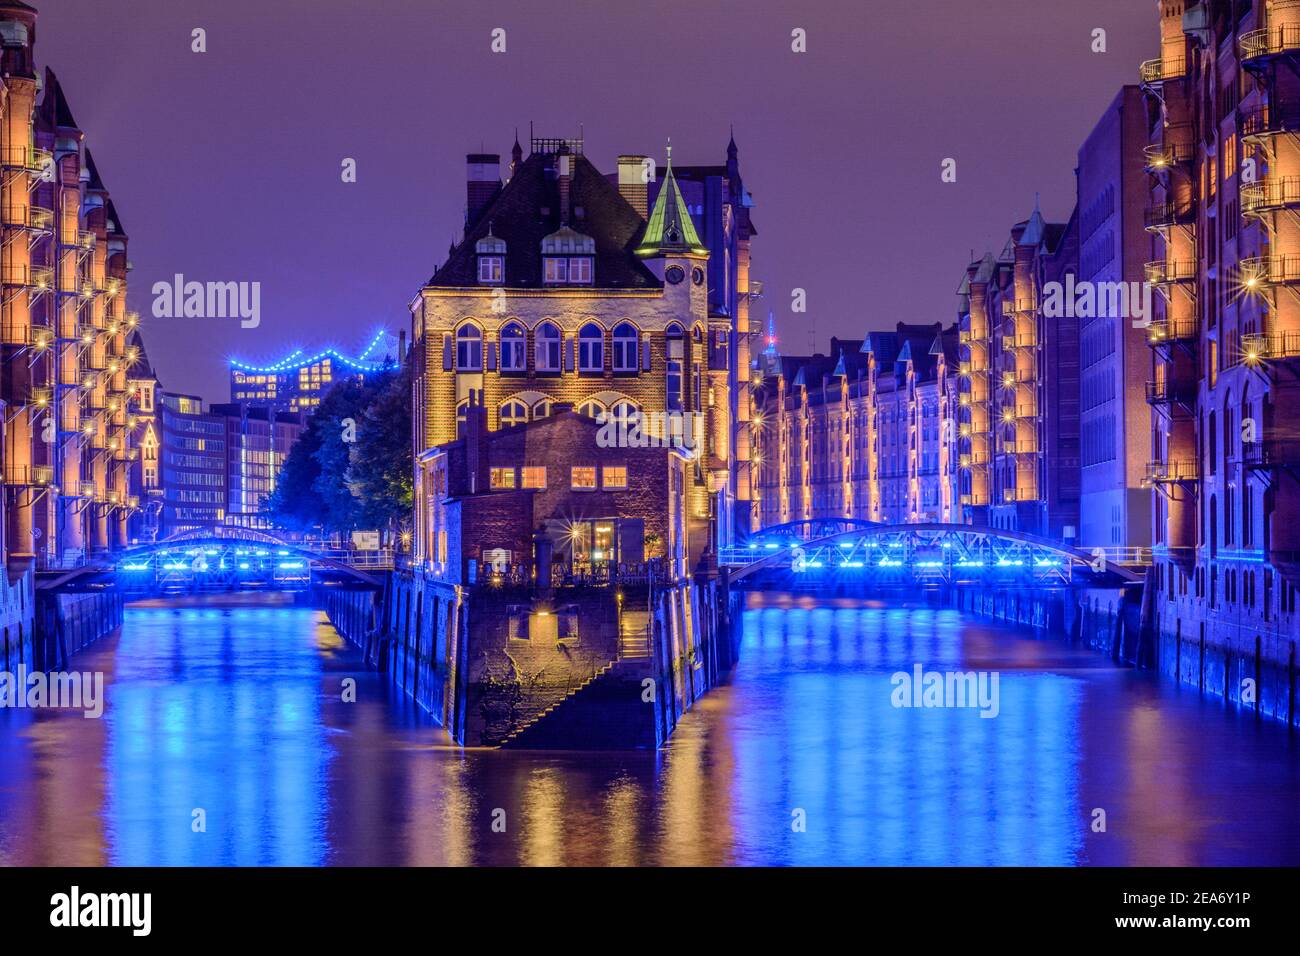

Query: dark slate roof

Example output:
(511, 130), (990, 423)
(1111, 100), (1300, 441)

(428, 150), (660, 290)
(126, 329), (156, 380)
(42, 68), (78, 129)
(84, 147), (105, 191)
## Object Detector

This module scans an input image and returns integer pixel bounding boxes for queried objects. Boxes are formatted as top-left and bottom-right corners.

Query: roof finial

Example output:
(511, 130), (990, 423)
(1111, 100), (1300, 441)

(666, 137), (673, 169)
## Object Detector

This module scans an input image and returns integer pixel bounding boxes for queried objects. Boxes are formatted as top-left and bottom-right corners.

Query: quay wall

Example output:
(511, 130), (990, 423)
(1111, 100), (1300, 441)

(318, 570), (739, 749)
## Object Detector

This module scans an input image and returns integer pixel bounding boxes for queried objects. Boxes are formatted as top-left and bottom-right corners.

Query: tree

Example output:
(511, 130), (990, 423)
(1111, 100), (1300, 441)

(351, 360), (413, 537)
(267, 364), (402, 535)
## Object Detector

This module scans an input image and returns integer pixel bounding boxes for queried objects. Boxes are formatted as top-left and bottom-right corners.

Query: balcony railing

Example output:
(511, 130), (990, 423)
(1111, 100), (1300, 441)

(959, 329), (987, 345)
(1241, 176), (1300, 215)
(1243, 440), (1300, 469)
(2, 204), (53, 232)
(1145, 379), (1194, 405)
(1144, 460), (1199, 484)
(1004, 333), (1037, 350)
(1239, 105), (1300, 143)
(3, 464), (54, 486)
(1238, 255), (1300, 287)
(1142, 138), (1194, 172)
(1140, 56), (1186, 85)
(1146, 315), (1198, 345)
(1240, 25), (1300, 63)
(960, 494), (989, 507)
(1242, 331), (1300, 361)
(1, 144), (51, 172)
(1144, 200), (1197, 231)
(1144, 259), (1197, 284)
(1005, 440), (1038, 455)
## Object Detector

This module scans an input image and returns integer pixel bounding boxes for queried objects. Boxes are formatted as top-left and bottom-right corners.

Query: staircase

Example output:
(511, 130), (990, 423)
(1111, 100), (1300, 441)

(619, 610), (651, 659)
(499, 656), (658, 749)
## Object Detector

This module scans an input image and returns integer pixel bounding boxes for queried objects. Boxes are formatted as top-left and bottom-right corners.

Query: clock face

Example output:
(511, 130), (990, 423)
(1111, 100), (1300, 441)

(665, 265), (685, 285)
(692, 267), (705, 286)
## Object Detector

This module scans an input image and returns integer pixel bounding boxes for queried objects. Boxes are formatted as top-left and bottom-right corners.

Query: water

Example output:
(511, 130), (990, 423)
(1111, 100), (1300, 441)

(2, 592), (1298, 866)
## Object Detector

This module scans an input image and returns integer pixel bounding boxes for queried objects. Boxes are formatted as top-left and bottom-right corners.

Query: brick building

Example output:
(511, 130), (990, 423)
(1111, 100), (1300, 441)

(754, 324), (962, 529)
(1138, 0), (1300, 716)
(411, 133), (753, 566)
(1, 0), (145, 570)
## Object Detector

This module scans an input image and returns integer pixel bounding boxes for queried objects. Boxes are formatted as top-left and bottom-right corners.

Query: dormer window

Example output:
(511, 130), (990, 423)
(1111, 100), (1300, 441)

(541, 226), (595, 285)
(476, 228), (506, 285)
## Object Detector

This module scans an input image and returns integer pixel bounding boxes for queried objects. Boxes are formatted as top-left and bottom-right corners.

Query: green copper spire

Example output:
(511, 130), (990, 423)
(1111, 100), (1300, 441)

(635, 141), (707, 257)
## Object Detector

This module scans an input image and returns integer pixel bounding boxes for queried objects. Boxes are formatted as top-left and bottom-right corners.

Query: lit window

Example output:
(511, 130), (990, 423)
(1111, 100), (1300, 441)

(666, 360), (683, 412)
(568, 257), (592, 284)
(602, 466), (628, 490)
(490, 467), (516, 489)
(500, 322), (526, 371)
(478, 256), (503, 284)
(613, 322), (638, 372)
(578, 323), (603, 372)
(521, 466), (547, 489)
(500, 400), (528, 427)
(535, 322), (561, 372)
(456, 325), (482, 371)
(544, 257), (568, 283)
(571, 466), (597, 490)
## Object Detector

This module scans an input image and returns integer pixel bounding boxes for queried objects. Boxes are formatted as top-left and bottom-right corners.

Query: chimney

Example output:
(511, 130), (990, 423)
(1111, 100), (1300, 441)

(557, 147), (572, 226)
(466, 154), (501, 231)
(618, 155), (649, 218)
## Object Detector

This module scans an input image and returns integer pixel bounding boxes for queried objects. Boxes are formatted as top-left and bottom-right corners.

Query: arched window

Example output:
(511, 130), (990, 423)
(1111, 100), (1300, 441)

(500, 400), (528, 427)
(535, 322), (561, 372)
(610, 399), (639, 425)
(578, 399), (605, 419)
(456, 324), (482, 371)
(500, 323), (526, 372)
(456, 400), (469, 439)
(579, 323), (604, 372)
(533, 399), (553, 419)
(613, 322), (639, 372)
(665, 323), (684, 412)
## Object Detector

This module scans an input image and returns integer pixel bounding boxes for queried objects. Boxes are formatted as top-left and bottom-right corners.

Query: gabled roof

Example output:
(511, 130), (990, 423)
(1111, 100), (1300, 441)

(427, 150), (658, 289)
(126, 329), (156, 381)
(42, 68), (79, 130)
(635, 152), (707, 257)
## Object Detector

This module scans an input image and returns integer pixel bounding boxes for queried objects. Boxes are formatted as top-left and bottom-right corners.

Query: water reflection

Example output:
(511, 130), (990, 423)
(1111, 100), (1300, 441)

(0, 593), (1298, 865)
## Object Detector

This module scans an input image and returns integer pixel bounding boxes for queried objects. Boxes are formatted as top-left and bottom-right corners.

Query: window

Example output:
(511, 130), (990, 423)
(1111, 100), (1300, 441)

(613, 322), (638, 372)
(571, 466), (597, 490)
(456, 324), (482, 371)
(456, 400), (468, 439)
(535, 322), (561, 372)
(532, 399), (553, 419)
(490, 467), (516, 489)
(579, 323), (603, 372)
(478, 256), (503, 284)
(666, 361), (683, 412)
(568, 257), (592, 284)
(500, 323), (525, 371)
(544, 257), (568, 283)
(610, 400), (638, 425)
(602, 465), (628, 490)
(578, 400), (605, 419)
(521, 466), (547, 489)
(500, 400), (528, 427)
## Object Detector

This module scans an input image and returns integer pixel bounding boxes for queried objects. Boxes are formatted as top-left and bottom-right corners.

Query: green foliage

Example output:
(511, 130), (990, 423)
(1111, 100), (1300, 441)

(266, 359), (412, 537)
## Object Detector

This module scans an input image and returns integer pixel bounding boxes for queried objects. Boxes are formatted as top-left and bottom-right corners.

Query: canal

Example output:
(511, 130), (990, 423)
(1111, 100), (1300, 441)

(1, 591), (1298, 866)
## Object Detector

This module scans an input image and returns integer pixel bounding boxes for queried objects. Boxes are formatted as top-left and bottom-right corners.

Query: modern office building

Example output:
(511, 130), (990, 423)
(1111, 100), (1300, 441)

(211, 402), (301, 529)
(228, 330), (399, 414)
(157, 392), (225, 537)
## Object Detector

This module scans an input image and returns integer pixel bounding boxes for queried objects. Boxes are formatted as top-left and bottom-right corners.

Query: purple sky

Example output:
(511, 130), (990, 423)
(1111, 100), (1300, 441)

(37, 0), (1154, 401)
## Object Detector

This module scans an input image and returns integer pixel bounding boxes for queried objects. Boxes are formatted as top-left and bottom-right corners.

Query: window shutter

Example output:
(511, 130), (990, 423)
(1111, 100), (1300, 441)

(641, 339), (651, 371)
(487, 339), (497, 371)
(442, 333), (452, 370)
(564, 335), (575, 371)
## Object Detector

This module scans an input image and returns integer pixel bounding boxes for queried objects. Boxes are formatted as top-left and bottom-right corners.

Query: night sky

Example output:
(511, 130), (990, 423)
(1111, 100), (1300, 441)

(36, 0), (1153, 402)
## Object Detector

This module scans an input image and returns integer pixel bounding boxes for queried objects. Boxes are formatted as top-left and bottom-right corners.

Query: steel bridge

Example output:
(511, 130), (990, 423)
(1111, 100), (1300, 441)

(719, 521), (1143, 587)
(38, 526), (388, 594)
